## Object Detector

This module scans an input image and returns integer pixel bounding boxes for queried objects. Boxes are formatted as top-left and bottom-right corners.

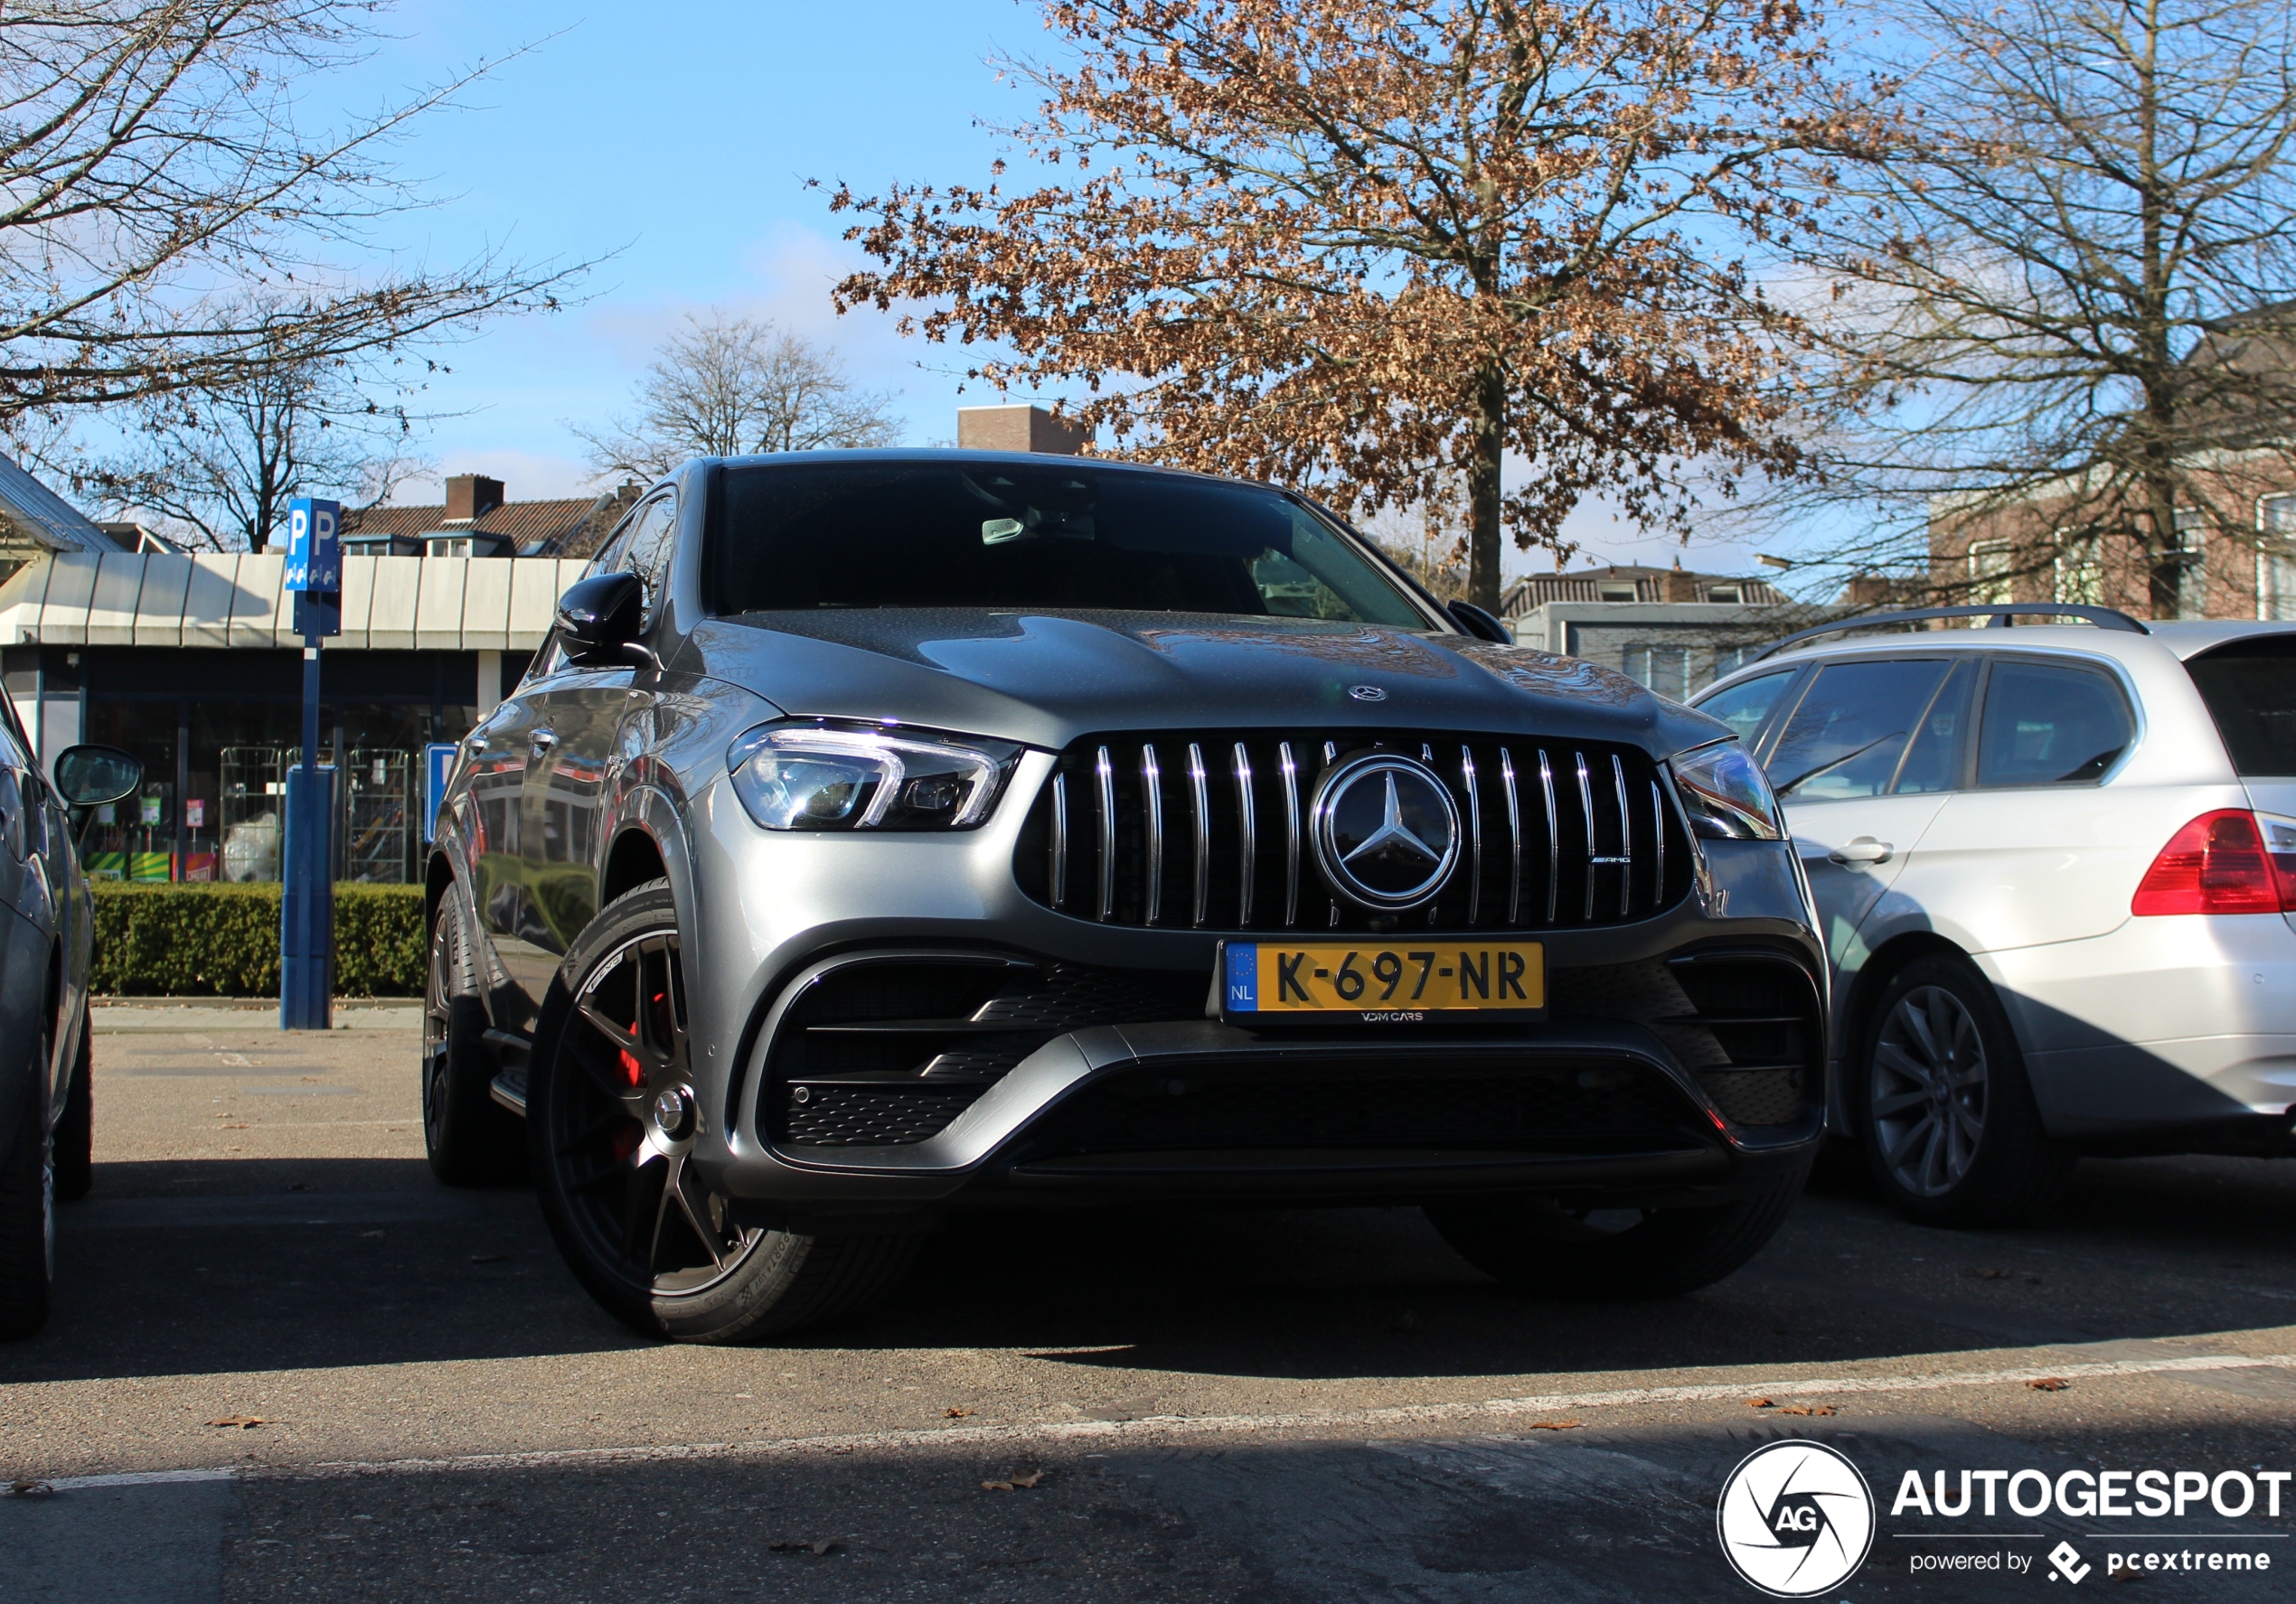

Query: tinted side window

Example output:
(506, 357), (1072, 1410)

(1975, 661), (2134, 787)
(2185, 635), (2296, 775)
(1765, 659), (1952, 802)
(622, 494), (678, 625)
(1892, 659), (1974, 794)
(1696, 669), (1798, 747)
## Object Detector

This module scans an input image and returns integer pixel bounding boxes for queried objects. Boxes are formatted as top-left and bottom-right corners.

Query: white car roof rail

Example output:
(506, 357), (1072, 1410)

(1744, 604), (2150, 666)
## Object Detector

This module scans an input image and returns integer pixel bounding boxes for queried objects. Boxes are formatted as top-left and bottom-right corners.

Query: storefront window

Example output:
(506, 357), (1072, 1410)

(71, 648), (478, 883)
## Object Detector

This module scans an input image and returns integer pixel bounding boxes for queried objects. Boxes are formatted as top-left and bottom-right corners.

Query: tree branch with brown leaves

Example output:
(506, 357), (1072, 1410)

(829, 0), (1883, 606)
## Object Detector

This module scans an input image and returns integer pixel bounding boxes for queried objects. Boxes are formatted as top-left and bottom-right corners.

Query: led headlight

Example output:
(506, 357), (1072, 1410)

(1669, 740), (1784, 841)
(726, 724), (1020, 831)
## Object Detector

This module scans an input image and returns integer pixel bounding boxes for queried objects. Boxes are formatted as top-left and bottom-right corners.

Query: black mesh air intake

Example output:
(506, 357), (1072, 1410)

(766, 957), (1205, 1149)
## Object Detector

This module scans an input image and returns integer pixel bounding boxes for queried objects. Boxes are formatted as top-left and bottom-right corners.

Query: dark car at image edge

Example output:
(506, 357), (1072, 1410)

(420, 450), (1828, 1341)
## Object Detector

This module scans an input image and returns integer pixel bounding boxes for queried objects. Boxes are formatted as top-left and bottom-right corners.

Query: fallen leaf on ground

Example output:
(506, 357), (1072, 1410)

(1008, 1471), (1045, 1487)
(1778, 1405), (1838, 1417)
(469, 1253), (509, 1264)
(1744, 1398), (1775, 1409)
(8, 1480), (52, 1496)
(980, 1480), (1013, 1492)
(2028, 1377), (2071, 1392)
(1525, 1421), (1581, 1430)
(208, 1416), (268, 1429)
(1971, 1268), (2010, 1280)
(767, 1539), (839, 1555)
(944, 1408), (974, 1419)
(219, 1123), (248, 1130)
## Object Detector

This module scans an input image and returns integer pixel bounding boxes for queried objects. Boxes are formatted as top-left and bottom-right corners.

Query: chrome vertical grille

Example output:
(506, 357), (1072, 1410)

(1017, 728), (1689, 933)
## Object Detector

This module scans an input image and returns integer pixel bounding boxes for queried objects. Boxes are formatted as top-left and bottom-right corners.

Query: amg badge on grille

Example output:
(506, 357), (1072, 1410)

(1311, 754), (1461, 909)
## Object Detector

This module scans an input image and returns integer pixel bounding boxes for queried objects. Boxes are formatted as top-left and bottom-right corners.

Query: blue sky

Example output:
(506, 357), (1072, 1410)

(332, 0), (1770, 579)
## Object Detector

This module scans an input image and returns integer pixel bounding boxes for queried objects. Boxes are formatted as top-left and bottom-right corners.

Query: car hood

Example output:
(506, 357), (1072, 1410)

(681, 609), (1731, 756)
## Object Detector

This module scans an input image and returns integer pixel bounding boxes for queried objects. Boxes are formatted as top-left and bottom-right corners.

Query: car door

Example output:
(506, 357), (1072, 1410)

(518, 490), (673, 956)
(466, 687), (550, 1014)
(1762, 656), (1972, 966)
(1897, 653), (2144, 953)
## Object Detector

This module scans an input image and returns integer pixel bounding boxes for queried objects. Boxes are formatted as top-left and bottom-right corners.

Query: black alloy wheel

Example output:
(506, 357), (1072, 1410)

(1852, 952), (2073, 1228)
(530, 881), (917, 1342)
(423, 880), (525, 1187)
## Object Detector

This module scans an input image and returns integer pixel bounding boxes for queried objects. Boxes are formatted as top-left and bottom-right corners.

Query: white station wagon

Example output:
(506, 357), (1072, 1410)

(1695, 605), (2296, 1226)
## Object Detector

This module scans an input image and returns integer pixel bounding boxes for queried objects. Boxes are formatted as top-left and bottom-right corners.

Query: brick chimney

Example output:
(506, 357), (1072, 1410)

(956, 404), (1090, 455)
(445, 474), (506, 523)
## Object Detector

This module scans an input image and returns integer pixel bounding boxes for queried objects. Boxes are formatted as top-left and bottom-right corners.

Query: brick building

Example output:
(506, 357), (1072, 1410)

(1928, 318), (2296, 620)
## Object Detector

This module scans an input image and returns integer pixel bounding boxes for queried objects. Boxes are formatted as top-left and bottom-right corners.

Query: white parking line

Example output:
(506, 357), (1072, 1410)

(26, 1349), (2293, 1492)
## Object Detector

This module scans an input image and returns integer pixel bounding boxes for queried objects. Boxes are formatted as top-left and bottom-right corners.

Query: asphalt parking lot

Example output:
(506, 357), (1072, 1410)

(5, 1002), (2295, 1601)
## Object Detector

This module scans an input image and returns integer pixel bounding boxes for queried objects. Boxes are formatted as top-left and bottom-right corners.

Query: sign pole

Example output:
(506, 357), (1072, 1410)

(280, 499), (342, 1031)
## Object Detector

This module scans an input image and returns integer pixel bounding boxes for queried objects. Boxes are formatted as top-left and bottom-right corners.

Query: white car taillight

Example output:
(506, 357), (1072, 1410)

(2131, 809), (2296, 915)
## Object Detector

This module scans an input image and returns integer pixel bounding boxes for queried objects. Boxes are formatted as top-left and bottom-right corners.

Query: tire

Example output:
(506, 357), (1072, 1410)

(529, 880), (917, 1343)
(423, 879), (526, 1187)
(52, 1010), (91, 1204)
(1850, 952), (2074, 1228)
(1426, 1168), (1808, 1300)
(0, 1027), (55, 1340)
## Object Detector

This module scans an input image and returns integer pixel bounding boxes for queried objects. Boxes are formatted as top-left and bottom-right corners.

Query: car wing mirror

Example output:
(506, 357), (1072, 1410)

(554, 573), (650, 668)
(1446, 601), (1514, 644)
(53, 744), (143, 808)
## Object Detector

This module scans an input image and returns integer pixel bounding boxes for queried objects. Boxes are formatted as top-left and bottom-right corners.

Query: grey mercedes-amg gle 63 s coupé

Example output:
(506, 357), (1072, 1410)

(421, 451), (1825, 1341)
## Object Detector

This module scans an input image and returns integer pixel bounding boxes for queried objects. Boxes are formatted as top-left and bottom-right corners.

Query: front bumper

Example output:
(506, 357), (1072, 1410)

(680, 757), (1826, 1208)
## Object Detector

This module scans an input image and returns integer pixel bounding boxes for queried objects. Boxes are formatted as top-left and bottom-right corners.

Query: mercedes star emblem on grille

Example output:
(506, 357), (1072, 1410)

(1347, 684), (1388, 702)
(1311, 753), (1462, 909)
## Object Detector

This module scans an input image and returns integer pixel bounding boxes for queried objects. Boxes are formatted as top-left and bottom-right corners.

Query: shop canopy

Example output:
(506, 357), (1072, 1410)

(0, 551), (592, 651)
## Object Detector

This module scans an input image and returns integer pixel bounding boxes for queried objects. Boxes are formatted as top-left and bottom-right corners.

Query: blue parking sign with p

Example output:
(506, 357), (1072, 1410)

(424, 743), (458, 842)
(285, 498), (341, 593)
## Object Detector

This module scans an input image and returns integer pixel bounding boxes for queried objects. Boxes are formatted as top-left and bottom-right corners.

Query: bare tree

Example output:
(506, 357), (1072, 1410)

(0, 1), (582, 418)
(573, 312), (900, 479)
(829, 0), (1884, 611)
(61, 337), (429, 550)
(1784, 0), (2296, 616)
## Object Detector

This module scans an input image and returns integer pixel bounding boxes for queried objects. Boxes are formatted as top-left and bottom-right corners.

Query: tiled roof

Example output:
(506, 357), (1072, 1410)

(345, 496), (604, 548)
(1501, 566), (1787, 614)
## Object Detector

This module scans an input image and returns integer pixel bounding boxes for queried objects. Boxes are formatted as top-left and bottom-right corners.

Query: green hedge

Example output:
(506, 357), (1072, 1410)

(90, 881), (427, 998)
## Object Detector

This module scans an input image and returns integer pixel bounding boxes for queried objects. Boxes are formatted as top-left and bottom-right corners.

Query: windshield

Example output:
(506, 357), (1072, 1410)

(2187, 634), (2296, 775)
(707, 461), (1432, 626)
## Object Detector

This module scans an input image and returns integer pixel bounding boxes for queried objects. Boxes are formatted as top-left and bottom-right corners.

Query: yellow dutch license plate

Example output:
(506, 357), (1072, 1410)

(1221, 941), (1545, 1022)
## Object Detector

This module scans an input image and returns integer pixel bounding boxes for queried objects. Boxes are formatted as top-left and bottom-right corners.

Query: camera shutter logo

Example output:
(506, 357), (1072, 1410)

(1717, 1440), (1875, 1597)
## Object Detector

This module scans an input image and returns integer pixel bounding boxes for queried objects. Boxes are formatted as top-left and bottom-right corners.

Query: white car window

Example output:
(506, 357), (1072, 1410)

(1892, 659), (1975, 794)
(1975, 661), (2133, 787)
(1766, 659), (1953, 802)
(1698, 669), (1799, 747)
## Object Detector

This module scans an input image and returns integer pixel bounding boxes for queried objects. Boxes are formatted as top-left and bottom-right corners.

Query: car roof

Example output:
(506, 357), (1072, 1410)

(1698, 616), (2296, 703)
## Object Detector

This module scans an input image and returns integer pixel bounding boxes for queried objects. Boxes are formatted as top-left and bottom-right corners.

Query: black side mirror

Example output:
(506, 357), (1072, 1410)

(53, 744), (143, 808)
(1446, 601), (1514, 644)
(555, 573), (648, 667)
